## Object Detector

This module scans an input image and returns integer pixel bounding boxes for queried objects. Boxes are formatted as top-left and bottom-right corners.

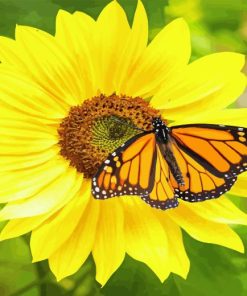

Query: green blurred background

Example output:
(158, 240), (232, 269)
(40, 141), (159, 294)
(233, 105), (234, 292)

(0, 0), (247, 295)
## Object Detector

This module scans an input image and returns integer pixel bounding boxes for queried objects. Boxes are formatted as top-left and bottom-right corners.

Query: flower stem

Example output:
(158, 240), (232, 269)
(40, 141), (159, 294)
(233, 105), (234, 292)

(36, 261), (48, 296)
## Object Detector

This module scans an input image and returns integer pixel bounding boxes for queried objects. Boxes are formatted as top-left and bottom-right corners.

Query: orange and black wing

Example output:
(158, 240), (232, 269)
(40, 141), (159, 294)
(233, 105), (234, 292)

(143, 143), (178, 209)
(170, 124), (247, 202)
(92, 132), (156, 199)
(92, 132), (178, 210)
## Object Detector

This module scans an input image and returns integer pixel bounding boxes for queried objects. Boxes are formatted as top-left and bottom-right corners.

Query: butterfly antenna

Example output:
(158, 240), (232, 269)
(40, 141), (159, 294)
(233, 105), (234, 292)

(111, 116), (146, 132)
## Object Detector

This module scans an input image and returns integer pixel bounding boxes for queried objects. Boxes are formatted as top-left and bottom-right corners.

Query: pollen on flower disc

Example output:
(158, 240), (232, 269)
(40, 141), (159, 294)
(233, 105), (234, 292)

(58, 94), (160, 178)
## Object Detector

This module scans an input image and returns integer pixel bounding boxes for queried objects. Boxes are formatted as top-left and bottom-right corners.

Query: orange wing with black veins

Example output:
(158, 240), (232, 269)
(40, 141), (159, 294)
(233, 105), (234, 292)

(170, 124), (247, 202)
(92, 133), (157, 198)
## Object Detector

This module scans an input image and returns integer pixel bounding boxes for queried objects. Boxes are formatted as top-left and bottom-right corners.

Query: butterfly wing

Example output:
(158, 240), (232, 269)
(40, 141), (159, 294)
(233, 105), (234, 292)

(142, 143), (178, 209)
(92, 132), (178, 210)
(92, 132), (157, 199)
(170, 124), (247, 202)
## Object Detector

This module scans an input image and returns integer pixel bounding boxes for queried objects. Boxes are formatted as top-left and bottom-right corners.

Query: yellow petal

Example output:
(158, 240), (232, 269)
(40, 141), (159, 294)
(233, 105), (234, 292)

(151, 53), (246, 120)
(0, 104), (59, 125)
(95, 1), (131, 94)
(49, 198), (100, 281)
(0, 36), (25, 67)
(0, 146), (59, 172)
(163, 73), (246, 121)
(123, 197), (170, 282)
(152, 52), (245, 109)
(170, 108), (247, 127)
(31, 180), (91, 262)
(157, 213), (190, 279)
(115, 0), (148, 93)
(92, 199), (125, 286)
(182, 197), (247, 225)
(15, 25), (84, 105)
(124, 18), (190, 98)
(0, 213), (52, 241)
(0, 118), (57, 137)
(56, 8), (96, 51)
(0, 118), (58, 155)
(56, 10), (97, 98)
(229, 172), (247, 197)
(0, 178), (88, 241)
(73, 12), (98, 98)
(0, 139), (57, 155)
(0, 158), (69, 203)
(167, 203), (244, 253)
(0, 67), (67, 120)
(0, 168), (81, 220)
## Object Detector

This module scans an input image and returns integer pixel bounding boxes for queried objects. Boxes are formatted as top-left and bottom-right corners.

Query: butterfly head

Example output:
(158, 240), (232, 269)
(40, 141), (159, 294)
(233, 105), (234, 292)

(152, 117), (170, 142)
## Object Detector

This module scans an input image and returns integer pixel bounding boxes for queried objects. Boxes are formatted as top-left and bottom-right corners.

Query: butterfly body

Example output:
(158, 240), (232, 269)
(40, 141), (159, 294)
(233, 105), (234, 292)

(152, 118), (185, 186)
(92, 117), (247, 210)
(152, 117), (170, 143)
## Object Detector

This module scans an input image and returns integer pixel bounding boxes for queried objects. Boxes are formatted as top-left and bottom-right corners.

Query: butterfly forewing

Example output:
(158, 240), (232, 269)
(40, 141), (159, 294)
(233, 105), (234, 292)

(170, 124), (247, 202)
(92, 132), (157, 199)
(171, 124), (247, 178)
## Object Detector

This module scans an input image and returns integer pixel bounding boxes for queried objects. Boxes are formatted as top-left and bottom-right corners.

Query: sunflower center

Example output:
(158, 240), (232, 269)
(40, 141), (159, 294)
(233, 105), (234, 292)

(108, 118), (128, 139)
(91, 115), (140, 152)
(58, 94), (160, 178)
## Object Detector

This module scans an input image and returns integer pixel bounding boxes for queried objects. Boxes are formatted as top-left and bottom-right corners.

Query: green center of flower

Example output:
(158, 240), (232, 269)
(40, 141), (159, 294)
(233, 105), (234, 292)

(58, 94), (160, 178)
(91, 115), (139, 152)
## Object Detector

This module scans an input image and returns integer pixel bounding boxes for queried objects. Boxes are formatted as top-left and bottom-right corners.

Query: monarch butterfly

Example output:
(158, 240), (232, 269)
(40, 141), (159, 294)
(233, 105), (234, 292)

(92, 117), (247, 210)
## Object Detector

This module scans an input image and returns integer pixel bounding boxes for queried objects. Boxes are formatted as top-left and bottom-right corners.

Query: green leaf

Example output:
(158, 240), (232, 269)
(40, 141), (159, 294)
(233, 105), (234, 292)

(0, 0), (60, 37)
(200, 0), (245, 31)
(0, 237), (39, 296)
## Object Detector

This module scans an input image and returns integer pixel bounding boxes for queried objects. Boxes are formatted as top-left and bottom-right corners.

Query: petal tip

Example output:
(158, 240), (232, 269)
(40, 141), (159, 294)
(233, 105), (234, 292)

(0, 233), (7, 242)
(170, 17), (189, 30)
(97, 0), (125, 21)
(56, 9), (71, 18)
(236, 239), (245, 253)
(55, 276), (63, 282)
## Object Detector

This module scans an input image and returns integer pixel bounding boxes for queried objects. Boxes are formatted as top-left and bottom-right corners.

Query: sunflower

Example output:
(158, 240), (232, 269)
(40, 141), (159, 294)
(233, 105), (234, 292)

(0, 0), (247, 286)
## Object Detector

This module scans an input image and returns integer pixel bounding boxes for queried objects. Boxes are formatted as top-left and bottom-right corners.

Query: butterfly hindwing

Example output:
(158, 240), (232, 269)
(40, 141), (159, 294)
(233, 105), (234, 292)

(168, 141), (237, 202)
(141, 143), (178, 209)
(170, 124), (247, 202)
